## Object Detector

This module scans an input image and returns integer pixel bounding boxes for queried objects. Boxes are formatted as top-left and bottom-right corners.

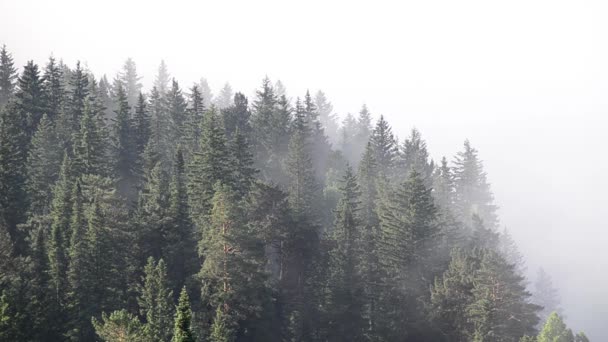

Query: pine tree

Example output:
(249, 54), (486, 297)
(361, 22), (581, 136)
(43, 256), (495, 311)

(112, 84), (136, 198)
(0, 45), (17, 107)
(26, 114), (62, 215)
(43, 56), (64, 121)
(133, 92), (151, 184)
(172, 287), (195, 342)
(370, 115), (397, 177)
(325, 166), (365, 341)
(433, 156), (455, 210)
(400, 128), (434, 185)
(357, 142), (382, 338)
(315, 90), (339, 146)
(210, 305), (235, 342)
(117, 58), (143, 107)
(183, 85), (205, 160)
(73, 101), (109, 177)
(164, 149), (197, 294)
(0, 102), (29, 249)
(154, 60), (171, 96)
(167, 79), (188, 144)
(67, 61), (89, 134)
(15, 60), (46, 138)
(222, 92), (251, 140)
(453, 140), (499, 229)
(537, 312), (574, 342)
(215, 82), (233, 109)
(139, 258), (174, 342)
(199, 77), (214, 109)
(533, 268), (562, 324)
(92, 309), (146, 342)
(229, 129), (257, 198)
(187, 106), (231, 220)
(48, 153), (73, 309)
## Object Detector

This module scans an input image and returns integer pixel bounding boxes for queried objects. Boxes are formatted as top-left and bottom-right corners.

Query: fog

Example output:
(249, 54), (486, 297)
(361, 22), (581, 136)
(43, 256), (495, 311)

(2, 0), (607, 338)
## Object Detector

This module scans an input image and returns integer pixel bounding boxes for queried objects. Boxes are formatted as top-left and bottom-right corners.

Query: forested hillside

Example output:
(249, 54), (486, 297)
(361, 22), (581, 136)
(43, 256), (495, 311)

(0, 45), (588, 341)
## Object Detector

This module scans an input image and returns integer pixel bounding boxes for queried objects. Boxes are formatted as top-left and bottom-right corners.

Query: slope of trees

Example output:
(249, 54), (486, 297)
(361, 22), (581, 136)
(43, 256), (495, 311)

(0, 46), (588, 341)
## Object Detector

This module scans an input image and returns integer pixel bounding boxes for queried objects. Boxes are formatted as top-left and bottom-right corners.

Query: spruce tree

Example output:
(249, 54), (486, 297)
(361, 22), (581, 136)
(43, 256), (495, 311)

(370, 115), (397, 177)
(26, 114), (62, 215)
(229, 128), (257, 198)
(43, 56), (64, 121)
(453, 140), (499, 229)
(67, 61), (89, 134)
(112, 84), (136, 198)
(154, 60), (171, 96)
(139, 258), (174, 342)
(117, 58), (143, 107)
(167, 79), (188, 144)
(187, 106), (230, 220)
(48, 153), (73, 309)
(432, 156), (455, 211)
(172, 287), (195, 342)
(164, 149), (197, 294)
(183, 85), (204, 160)
(222, 92), (251, 140)
(400, 128), (434, 185)
(532, 268), (562, 324)
(315, 90), (339, 146)
(73, 102), (109, 177)
(92, 309), (146, 342)
(15, 60), (46, 138)
(325, 166), (365, 341)
(0, 45), (17, 107)
(215, 82), (233, 110)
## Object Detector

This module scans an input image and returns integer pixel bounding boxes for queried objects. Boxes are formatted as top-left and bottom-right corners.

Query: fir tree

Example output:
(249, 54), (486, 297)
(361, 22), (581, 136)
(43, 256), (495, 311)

(167, 79), (188, 144)
(370, 115), (397, 177)
(400, 128), (434, 185)
(229, 128), (257, 198)
(215, 82), (233, 109)
(183, 85), (204, 160)
(222, 92), (251, 140)
(73, 102), (109, 177)
(154, 60), (171, 96)
(533, 268), (562, 324)
(26, 114), (62, 215)
(42, 56), (64, 121)
(453, 140), (499, 229)
(117, 58), (143, 107)
(112, 84), (136, 198)
(171, 287), (195, 342)
(15, 60), (46, 138)
(325, 166), (366, 341)
(92, 309), (146, 342)
(164, 149), (197, 294)
(67, 61), (89, 134)
(199, 77), (214, 109)
(0, 45), (17, 107)
(315, 90), (339, 146)
(139, 258), (174, 342)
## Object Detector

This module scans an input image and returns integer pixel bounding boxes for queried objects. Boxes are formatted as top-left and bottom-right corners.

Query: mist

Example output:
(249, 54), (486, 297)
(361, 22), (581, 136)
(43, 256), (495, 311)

(2, 0), (607, 340)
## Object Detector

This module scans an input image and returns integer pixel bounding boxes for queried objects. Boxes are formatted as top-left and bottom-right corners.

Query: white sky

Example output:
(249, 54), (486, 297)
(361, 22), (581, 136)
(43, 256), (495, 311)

(2, 0), (607, 338)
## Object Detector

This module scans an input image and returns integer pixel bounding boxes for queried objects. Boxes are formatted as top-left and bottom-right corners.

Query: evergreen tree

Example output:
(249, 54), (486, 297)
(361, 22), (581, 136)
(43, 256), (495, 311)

(67, 61), (89, 134)
(154, 60), (171, 96)
(0, 45), (17, 107)
(139, 258), (174, 342)
(533, 268), (562, 324)
(26, 114), (62, 215)
(73, 102), (109, 177)
(370, 115), (397, 177)
(432, 156), (455, 210)
(215, 82), (233, 109)
(400, 128), (434, 185)
(172, 287), (195, 342)
(167, 79), (188, 145)
(325, 166), (366, 341)
(15, 60), (46, 138)
(199, 77), (214, 109)
(229, 128), (257, 198)
(183, 85), (204, 160)
(133, 92), (151, 183)
(117, 58), (143, 107)
(43, 56), (64, 121)
(537, 312), (574, 342)
(315, 90), (339, 146)
(92, 309), (146, 342)
(48, 153), (73, 309)
(453, 140), (499, 229)
(222, 92), (251, 140)
(210, 305), (235, 342)
(164, 149), (197, 294)
(112, 84), (136, 198)
(187, 106), (231, 220)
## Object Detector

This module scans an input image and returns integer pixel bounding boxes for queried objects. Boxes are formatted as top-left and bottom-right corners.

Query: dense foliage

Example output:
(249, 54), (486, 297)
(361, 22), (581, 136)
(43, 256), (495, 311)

(0, 46), (587, 341)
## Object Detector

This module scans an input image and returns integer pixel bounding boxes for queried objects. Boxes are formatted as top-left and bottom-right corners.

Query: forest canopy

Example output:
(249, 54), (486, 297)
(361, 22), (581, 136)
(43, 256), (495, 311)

(0, 45), (587, 341)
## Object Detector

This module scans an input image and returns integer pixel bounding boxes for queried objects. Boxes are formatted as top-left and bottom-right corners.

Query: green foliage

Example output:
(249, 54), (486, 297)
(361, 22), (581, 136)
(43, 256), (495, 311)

(0, 45), (18, 107)
(139, 258), (174, 342)
(172, 287), (195, 342)
(92, 309), (146, 342)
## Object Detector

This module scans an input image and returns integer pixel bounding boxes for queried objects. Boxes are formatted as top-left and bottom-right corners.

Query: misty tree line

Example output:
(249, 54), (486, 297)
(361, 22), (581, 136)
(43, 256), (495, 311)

(0, 44), (588, 341)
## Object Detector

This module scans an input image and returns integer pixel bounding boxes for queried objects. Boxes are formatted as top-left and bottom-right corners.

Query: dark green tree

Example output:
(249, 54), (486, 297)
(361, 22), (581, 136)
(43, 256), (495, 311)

(139, 258), (174, 342)
(172, 287), (195, 342)
(42, 56), (64, 121)
(92, 309), (146, 342)
(112, 84), (136, 198)
(0, 45), (17, 107)
(15, 60), (46, 138)
(370, 115), (397, 177)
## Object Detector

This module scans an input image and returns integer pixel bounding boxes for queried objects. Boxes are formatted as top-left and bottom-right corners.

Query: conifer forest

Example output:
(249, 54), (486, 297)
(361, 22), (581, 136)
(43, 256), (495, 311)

(0, 42), (593, 342)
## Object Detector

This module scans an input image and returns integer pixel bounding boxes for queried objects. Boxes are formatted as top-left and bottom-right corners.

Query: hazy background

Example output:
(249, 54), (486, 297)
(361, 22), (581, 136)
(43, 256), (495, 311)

(2, 0), (607, 339)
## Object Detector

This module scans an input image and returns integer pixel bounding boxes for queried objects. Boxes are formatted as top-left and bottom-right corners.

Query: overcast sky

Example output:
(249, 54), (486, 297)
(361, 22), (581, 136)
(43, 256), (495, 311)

(2, 0), (607, 338)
